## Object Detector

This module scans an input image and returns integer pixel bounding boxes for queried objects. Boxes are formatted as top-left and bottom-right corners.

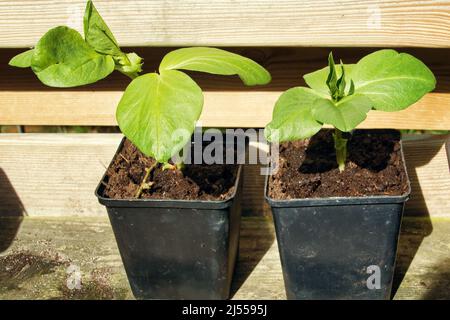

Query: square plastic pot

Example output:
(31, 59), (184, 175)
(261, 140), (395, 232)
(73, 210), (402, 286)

(95, 138), (242, 300)
(265, 141), (411, 300)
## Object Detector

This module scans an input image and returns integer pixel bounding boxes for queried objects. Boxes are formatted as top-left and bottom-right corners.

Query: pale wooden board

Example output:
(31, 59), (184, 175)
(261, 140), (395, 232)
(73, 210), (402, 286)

(1, 216), (449, 300)
(0, 133), (448, 218)
(0, 134), (120, 217)
(0, 1), (450, 48)
(1, 47), (450, 129)
(402, 135), (450, 217)
(1, 91), (449, 129)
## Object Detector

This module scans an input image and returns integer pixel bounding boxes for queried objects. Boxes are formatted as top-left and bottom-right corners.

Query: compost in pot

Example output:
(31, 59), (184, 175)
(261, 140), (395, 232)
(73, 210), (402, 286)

(269, 129), (409, 199)
(103, 139), (238, 201)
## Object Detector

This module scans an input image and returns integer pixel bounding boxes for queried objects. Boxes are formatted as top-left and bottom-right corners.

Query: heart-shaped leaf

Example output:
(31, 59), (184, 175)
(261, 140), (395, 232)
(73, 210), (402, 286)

(265, 87), (324, 142)
(159, 47), (271, 86)
(116, 70), (203, 163)
(31, 26), (115, 87)
(351, 49), (436, 111)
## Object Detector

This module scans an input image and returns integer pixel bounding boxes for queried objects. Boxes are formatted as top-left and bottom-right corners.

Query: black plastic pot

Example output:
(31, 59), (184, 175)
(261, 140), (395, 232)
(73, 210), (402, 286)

(265, 142), (411, 300)
(95, 139), (242, 300)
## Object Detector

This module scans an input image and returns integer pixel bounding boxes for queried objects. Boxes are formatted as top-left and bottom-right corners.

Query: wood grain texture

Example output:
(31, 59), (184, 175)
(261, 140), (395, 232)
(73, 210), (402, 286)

(1, 47), (449, 129)
(1, 216), (449, 299)
(0, 133), (448, 217)
(0, 1), (450, 48)
(402, 135), (450, 217)
(1, 91), (449, 129)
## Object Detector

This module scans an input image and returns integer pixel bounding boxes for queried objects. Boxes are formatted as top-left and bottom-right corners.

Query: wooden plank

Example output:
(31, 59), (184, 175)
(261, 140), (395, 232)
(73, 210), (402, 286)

(2, 91), (449, 129)
(446, 136), (450, 169)
(0, 1), (449, 48)
(1, 216), (449, 299)
(0, 134), (119, 217)
(1, 47), (449, 129)
(402, 135), (450, 217)
(0, 133), (448, 218)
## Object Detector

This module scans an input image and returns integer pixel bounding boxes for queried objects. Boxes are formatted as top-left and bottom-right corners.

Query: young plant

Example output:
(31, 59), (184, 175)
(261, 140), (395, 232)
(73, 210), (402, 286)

(9, 0), (271, 197)
(265, 50), (436, 171)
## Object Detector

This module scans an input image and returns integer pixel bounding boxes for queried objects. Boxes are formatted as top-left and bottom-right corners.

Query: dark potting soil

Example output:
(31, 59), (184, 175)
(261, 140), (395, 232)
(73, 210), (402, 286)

(268, 129), (409, 199)
(103, 139), (238, 200)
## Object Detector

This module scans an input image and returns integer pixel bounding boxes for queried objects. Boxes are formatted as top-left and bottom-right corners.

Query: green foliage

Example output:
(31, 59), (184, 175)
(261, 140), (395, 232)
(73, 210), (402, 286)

(84, 0), (142, 78)
(116, 70), (203, 163)
(8, 49), (34, 68)
(118, 48), (271, 163)
(265, 87), (323, 142)
(303, 63), (355, 96)
(31, 26), (115, 87)
(160, 47), (271, 86)
(265, 49), (436, 142)
(84, 0), (122, 57)
(265, 49), (436, 171)
(9, 1), (271, 164)
(312, 94), (373, 132)
(9, 0), (142, 86)
(350, 49), (436, 112)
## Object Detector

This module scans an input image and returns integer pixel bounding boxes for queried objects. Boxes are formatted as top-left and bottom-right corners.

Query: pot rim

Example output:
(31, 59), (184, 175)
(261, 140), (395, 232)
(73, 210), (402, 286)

(95, 137), (242, 209)
(265, 137), (411, 208)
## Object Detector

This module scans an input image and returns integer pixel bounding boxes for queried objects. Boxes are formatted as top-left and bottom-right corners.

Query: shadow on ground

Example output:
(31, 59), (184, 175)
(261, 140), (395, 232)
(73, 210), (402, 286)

(422, 257), (450, 300)
(0, 168), (26, 253)
(230, 216), (275, 298)
(391, 136), (445, 297)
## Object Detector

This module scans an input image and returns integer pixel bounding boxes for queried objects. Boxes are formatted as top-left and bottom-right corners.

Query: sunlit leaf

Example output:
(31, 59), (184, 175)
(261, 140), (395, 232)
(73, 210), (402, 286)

(9, 49), (34, 68)
(31, 26), (114, 87)
(116, 70), (203, 162)
(351, 49), (436, 111)
(160, 47), (271, 86)
(265, 87), (324, 142)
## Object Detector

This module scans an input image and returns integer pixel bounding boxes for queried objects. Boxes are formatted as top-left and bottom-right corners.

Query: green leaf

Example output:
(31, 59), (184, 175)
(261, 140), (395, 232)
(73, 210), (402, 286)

(116, 70), (203, 163)
(336, 61), (346, 98)
(351, 49), (436, 111)
(264, 87), (323, 142)
(83, 1), (143, 79)
(326, 52), (338, 97)
(312, 94), (373, 132)
(348, 80), (355, 96)
(159, 47), (271, 86)
(31, 26), (115, 87)
(9, 49), (34, 68)
(304, 63), (355, 96)
(83, 0), (122, 56)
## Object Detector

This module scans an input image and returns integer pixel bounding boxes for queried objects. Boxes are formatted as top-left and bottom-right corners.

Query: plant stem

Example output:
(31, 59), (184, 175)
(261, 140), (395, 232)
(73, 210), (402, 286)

(127, 72), (139, 79)
(333, 128), (348, 172)
(162, 162), (185, 171)
(175, 162), (185, 171)
(135, 163), (157, 199)
(121, 71), (139, 80)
